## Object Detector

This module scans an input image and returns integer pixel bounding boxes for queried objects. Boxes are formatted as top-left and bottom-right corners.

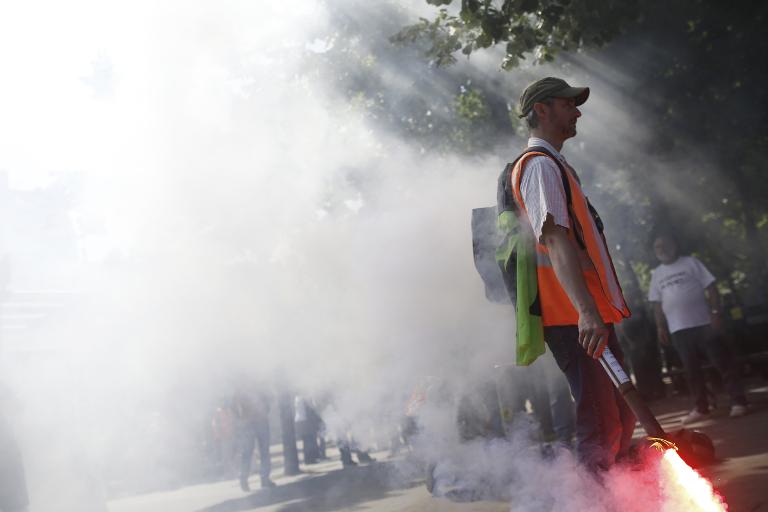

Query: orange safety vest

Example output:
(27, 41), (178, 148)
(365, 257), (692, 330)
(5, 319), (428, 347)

(510, 151), (630, 327)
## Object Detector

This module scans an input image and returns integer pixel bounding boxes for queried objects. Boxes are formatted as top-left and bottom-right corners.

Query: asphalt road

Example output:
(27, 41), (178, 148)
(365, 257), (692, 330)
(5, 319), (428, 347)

(107, 382), (768, 512)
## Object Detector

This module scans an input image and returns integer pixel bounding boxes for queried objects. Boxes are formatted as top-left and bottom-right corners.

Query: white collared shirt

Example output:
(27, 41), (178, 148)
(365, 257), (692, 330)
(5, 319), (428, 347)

(518, 137), (570, 240)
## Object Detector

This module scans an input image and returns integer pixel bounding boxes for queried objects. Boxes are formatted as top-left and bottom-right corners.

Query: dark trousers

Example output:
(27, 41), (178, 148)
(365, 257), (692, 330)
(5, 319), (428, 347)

(503, 358), (575, 444)
(239, 420), (271, 484)
(339, 441), (354, 466)
(545, 324), (635, 471)
(672, 324), (747, 413)
(296, 421), (319, 464)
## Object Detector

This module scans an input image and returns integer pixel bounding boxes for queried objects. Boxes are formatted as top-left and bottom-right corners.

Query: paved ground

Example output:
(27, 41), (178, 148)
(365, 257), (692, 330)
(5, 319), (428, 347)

(107, 382), (768, 512)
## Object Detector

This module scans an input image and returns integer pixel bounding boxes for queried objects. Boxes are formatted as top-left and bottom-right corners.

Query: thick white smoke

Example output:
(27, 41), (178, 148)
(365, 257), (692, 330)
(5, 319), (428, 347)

(0, 1), (523, 509)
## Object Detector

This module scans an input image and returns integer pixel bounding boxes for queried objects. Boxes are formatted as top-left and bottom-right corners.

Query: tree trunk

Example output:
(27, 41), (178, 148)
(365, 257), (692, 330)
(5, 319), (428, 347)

(736, 181), (767, 306)
(278, 390), (301, 476)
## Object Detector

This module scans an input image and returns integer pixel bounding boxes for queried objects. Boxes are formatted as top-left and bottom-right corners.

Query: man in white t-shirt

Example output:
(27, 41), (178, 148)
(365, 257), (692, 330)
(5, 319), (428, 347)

(649, 234), (748, 424)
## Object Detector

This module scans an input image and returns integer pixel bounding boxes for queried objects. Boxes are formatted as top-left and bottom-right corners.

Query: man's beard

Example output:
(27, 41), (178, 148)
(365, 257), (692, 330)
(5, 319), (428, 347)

(562, 123), (577, 138)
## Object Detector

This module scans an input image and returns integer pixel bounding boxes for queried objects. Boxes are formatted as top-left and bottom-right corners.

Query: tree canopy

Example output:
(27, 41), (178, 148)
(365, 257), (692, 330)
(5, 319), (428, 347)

(389, 0), (768, 305)
(392, 0), (639, 69)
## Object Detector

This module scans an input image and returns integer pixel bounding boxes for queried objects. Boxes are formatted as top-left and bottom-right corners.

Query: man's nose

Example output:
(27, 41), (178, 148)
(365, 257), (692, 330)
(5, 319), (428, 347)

(575, 107), (581, 118)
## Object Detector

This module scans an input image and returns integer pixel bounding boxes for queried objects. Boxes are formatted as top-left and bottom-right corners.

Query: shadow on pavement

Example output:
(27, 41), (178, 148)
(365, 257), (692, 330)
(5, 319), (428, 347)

(196, 460), (424, 512)
(719, 472), (768, 512)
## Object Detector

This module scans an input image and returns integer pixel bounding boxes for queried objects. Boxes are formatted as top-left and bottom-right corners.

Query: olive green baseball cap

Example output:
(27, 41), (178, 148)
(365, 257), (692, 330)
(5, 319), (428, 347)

(518, 77), (590, 118)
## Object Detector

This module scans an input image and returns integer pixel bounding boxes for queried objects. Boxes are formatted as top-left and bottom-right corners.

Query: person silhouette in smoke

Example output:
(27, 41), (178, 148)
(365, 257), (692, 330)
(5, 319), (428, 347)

(233, 383), (276, 491)
(210, 401), (236, 476)
(505, 77), (635, 471)
(293, 395), (320, 464)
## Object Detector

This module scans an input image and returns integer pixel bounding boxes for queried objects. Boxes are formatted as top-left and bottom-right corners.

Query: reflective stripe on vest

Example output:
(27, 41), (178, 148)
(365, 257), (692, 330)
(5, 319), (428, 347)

(510, 152), (630, 326)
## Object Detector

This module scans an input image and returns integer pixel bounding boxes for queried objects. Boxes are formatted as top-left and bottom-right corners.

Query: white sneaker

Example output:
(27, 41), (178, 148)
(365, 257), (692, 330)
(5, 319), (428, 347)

(729, 404), (749, 418)
(681, 409), (709, 425)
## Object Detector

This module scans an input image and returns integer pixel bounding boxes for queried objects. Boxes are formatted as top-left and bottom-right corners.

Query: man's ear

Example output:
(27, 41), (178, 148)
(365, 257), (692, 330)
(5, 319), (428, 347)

(532, 101), (549, 119)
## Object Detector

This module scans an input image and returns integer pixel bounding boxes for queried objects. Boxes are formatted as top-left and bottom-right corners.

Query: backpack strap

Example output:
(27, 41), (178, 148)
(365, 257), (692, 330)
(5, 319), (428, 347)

(497, 146), (571, 215)
(497, 146), (588, 249)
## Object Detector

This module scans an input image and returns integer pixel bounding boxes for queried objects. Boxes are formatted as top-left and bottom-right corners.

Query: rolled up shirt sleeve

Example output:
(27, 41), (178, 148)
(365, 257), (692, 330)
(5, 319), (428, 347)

(519, 156), (569, 241)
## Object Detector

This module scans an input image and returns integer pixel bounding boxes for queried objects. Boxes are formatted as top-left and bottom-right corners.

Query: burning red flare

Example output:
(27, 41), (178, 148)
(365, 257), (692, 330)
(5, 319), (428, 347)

(659, 449), (727, 511)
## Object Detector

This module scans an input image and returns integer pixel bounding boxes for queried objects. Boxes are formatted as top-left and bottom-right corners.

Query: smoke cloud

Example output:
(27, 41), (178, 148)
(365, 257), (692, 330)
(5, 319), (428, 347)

(0, 0), (520, 508)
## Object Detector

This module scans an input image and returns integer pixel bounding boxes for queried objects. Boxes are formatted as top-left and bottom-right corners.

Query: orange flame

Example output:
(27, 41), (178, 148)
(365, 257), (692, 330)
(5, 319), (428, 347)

(660, 449), (727, 511)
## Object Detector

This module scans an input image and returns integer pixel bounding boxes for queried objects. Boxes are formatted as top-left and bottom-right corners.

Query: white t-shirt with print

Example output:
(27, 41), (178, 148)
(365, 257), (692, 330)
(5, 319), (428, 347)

(648, 255), (716, 333)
